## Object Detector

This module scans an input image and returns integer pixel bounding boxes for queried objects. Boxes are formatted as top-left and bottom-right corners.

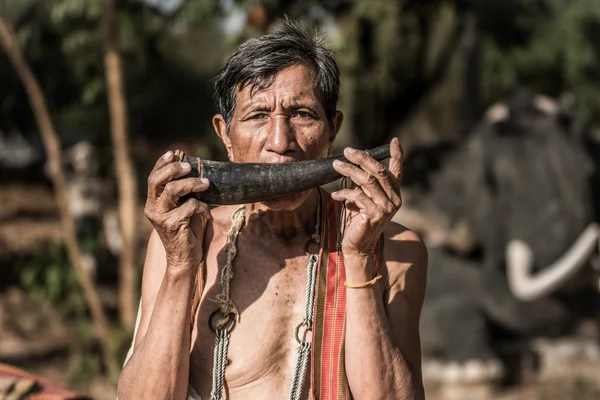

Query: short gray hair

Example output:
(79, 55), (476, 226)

(213, 20), (340, 130)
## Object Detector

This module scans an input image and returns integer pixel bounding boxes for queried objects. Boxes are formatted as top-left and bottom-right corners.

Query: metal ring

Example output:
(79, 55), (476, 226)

(294, 321), (312, 344)
(208, 309), (235, 333)
(174, 149), (185, 162)
(304, 238), (319, 254)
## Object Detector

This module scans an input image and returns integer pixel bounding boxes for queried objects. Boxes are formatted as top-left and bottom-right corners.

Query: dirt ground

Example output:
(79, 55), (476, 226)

(24, 356), (600, 400)
(424, 375), (600, 400)
(14, 357), (599, 400)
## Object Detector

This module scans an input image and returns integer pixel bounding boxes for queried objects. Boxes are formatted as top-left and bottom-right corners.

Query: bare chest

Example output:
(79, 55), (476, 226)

(189, 237), (314, 399)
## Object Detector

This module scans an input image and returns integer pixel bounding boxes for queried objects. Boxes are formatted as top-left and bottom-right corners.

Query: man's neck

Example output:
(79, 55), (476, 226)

(243, 189), (319, 241)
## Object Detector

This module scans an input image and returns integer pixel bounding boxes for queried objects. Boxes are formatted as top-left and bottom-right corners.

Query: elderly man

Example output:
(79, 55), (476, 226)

(118, 21), (427, 400)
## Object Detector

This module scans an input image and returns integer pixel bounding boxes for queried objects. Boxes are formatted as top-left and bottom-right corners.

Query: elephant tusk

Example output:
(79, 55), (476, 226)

(506, 223), (600, 302)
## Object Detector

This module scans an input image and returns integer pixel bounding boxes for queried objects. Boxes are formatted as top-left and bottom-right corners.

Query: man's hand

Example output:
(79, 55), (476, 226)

(144, 151), (212, 273)
(331, 137), (403, 257)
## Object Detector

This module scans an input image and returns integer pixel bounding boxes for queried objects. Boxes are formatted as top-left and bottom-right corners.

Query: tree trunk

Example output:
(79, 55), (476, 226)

(104, 0), (138, 335)
(0, 9), (118, 377)
(461, 12), (481, 131)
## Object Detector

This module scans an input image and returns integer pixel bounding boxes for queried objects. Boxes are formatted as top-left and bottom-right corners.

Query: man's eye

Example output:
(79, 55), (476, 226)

(292, 111), (313, 119)
(249, 113), (267, 120)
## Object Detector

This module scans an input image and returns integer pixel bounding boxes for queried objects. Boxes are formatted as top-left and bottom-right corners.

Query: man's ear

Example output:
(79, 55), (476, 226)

(213, 114), (234, 161)
(328, 110), (344, 156)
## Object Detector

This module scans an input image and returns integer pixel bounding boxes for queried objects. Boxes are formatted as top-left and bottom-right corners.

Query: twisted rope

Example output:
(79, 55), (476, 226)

(289, 341), (311, 400)
(210, 328), (230, 400)
(210, 206), (245, 400)
(303, 255), (318, 328)
(289, 191), (321, 400)
(212, 206), (245, 328)
(288, 253), (319, 399)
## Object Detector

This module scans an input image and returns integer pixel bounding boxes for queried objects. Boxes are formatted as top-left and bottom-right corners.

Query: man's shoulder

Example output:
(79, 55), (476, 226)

(381, 221), (428, 292)
(382, 221), (428, 261)
(383, 221), (424, 246)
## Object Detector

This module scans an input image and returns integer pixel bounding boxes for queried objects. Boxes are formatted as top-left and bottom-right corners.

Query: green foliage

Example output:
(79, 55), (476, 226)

(480, 0), (600, 123)
(17, 242), (86, 317)
(330, 0), (465, 148)
(65, 317), (128, 385)
(15, 239), (119, 385)
(49, 0), (108, 106)
(65, 319), (101, 386)
(1, 0), (38, 23)
(176, 0), (220, 25)
(4, 0), (600, 149)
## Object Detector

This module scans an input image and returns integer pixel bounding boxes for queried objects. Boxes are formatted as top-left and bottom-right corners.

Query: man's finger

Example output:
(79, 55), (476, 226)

(158, 177), (210, 212)
(342, 147), (397, 201)
(388, 137), (403, 190)
(173, 198), (212, 221)
(151, 150), (174, 174)
(331, 188), (379, 217)
(333, 158), (389, 208)
(148, 162), (193, 201)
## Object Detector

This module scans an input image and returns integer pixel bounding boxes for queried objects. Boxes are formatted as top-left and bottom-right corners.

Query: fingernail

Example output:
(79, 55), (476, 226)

(180, 162), (191, 170)
(333, 159), (342, 167)
(163, 150), (173, 160)
(345, 147), (356, 154)
(200, 178), (210, 185)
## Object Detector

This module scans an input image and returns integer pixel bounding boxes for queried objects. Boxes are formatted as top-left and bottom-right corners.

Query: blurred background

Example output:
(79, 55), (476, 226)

(0, 0), (599, 399)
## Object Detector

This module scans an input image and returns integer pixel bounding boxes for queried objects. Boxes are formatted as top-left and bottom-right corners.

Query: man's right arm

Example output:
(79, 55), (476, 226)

(117, 230), (196, 400)
(117, 151), (211, 400)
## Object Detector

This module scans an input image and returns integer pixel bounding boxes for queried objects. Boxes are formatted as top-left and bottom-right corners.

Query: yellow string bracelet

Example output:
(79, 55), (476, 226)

(344, 273), (383, 289)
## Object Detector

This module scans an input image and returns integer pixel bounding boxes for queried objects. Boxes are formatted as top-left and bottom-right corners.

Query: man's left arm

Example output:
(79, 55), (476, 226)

(331, 138), (428, 399)
(344, 226), (428, 400)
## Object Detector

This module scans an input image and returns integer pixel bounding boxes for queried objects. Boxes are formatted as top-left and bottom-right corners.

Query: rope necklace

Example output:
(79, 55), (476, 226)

(208, 190), (322, 400)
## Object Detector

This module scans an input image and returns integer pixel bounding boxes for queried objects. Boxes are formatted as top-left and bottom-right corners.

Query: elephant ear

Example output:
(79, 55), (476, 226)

(423, 130), (497, 262)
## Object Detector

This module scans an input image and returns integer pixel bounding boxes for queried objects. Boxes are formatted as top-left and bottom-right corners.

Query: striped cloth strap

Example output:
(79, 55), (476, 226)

(310, 194), (381, 400)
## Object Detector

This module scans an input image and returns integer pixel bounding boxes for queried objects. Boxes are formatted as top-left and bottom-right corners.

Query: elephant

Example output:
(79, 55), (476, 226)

(396, 90), (600, 388)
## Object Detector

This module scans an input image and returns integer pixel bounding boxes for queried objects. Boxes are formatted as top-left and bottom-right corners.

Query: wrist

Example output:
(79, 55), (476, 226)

(343, 250), (382, 288)
(342, 248), (375, 261)
(165, 260), (199, 282)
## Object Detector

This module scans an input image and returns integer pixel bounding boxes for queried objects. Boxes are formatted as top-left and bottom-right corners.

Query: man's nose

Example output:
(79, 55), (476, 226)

(265, 116), (295, 154)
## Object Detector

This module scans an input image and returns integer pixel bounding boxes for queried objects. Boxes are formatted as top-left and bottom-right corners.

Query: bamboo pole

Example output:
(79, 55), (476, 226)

(104, 0), (139, 334)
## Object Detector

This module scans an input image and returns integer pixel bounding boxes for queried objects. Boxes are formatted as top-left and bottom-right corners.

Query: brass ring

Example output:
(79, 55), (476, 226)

(208, 309), (235, 333)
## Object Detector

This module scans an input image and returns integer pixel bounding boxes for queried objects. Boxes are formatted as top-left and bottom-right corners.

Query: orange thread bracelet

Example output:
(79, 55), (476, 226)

(344, 273), (383, 289)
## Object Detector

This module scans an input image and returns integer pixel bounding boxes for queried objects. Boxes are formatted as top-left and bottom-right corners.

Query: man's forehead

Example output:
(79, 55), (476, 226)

(235, 65), (322, 109)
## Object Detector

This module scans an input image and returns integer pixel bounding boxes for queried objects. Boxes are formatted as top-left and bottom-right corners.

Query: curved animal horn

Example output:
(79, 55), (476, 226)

(506, 223), (600, 302)
(174, 144), (391, 205)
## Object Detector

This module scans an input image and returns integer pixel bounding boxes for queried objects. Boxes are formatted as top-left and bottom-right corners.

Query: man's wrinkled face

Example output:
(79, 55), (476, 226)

(213, 63), (343, 210)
